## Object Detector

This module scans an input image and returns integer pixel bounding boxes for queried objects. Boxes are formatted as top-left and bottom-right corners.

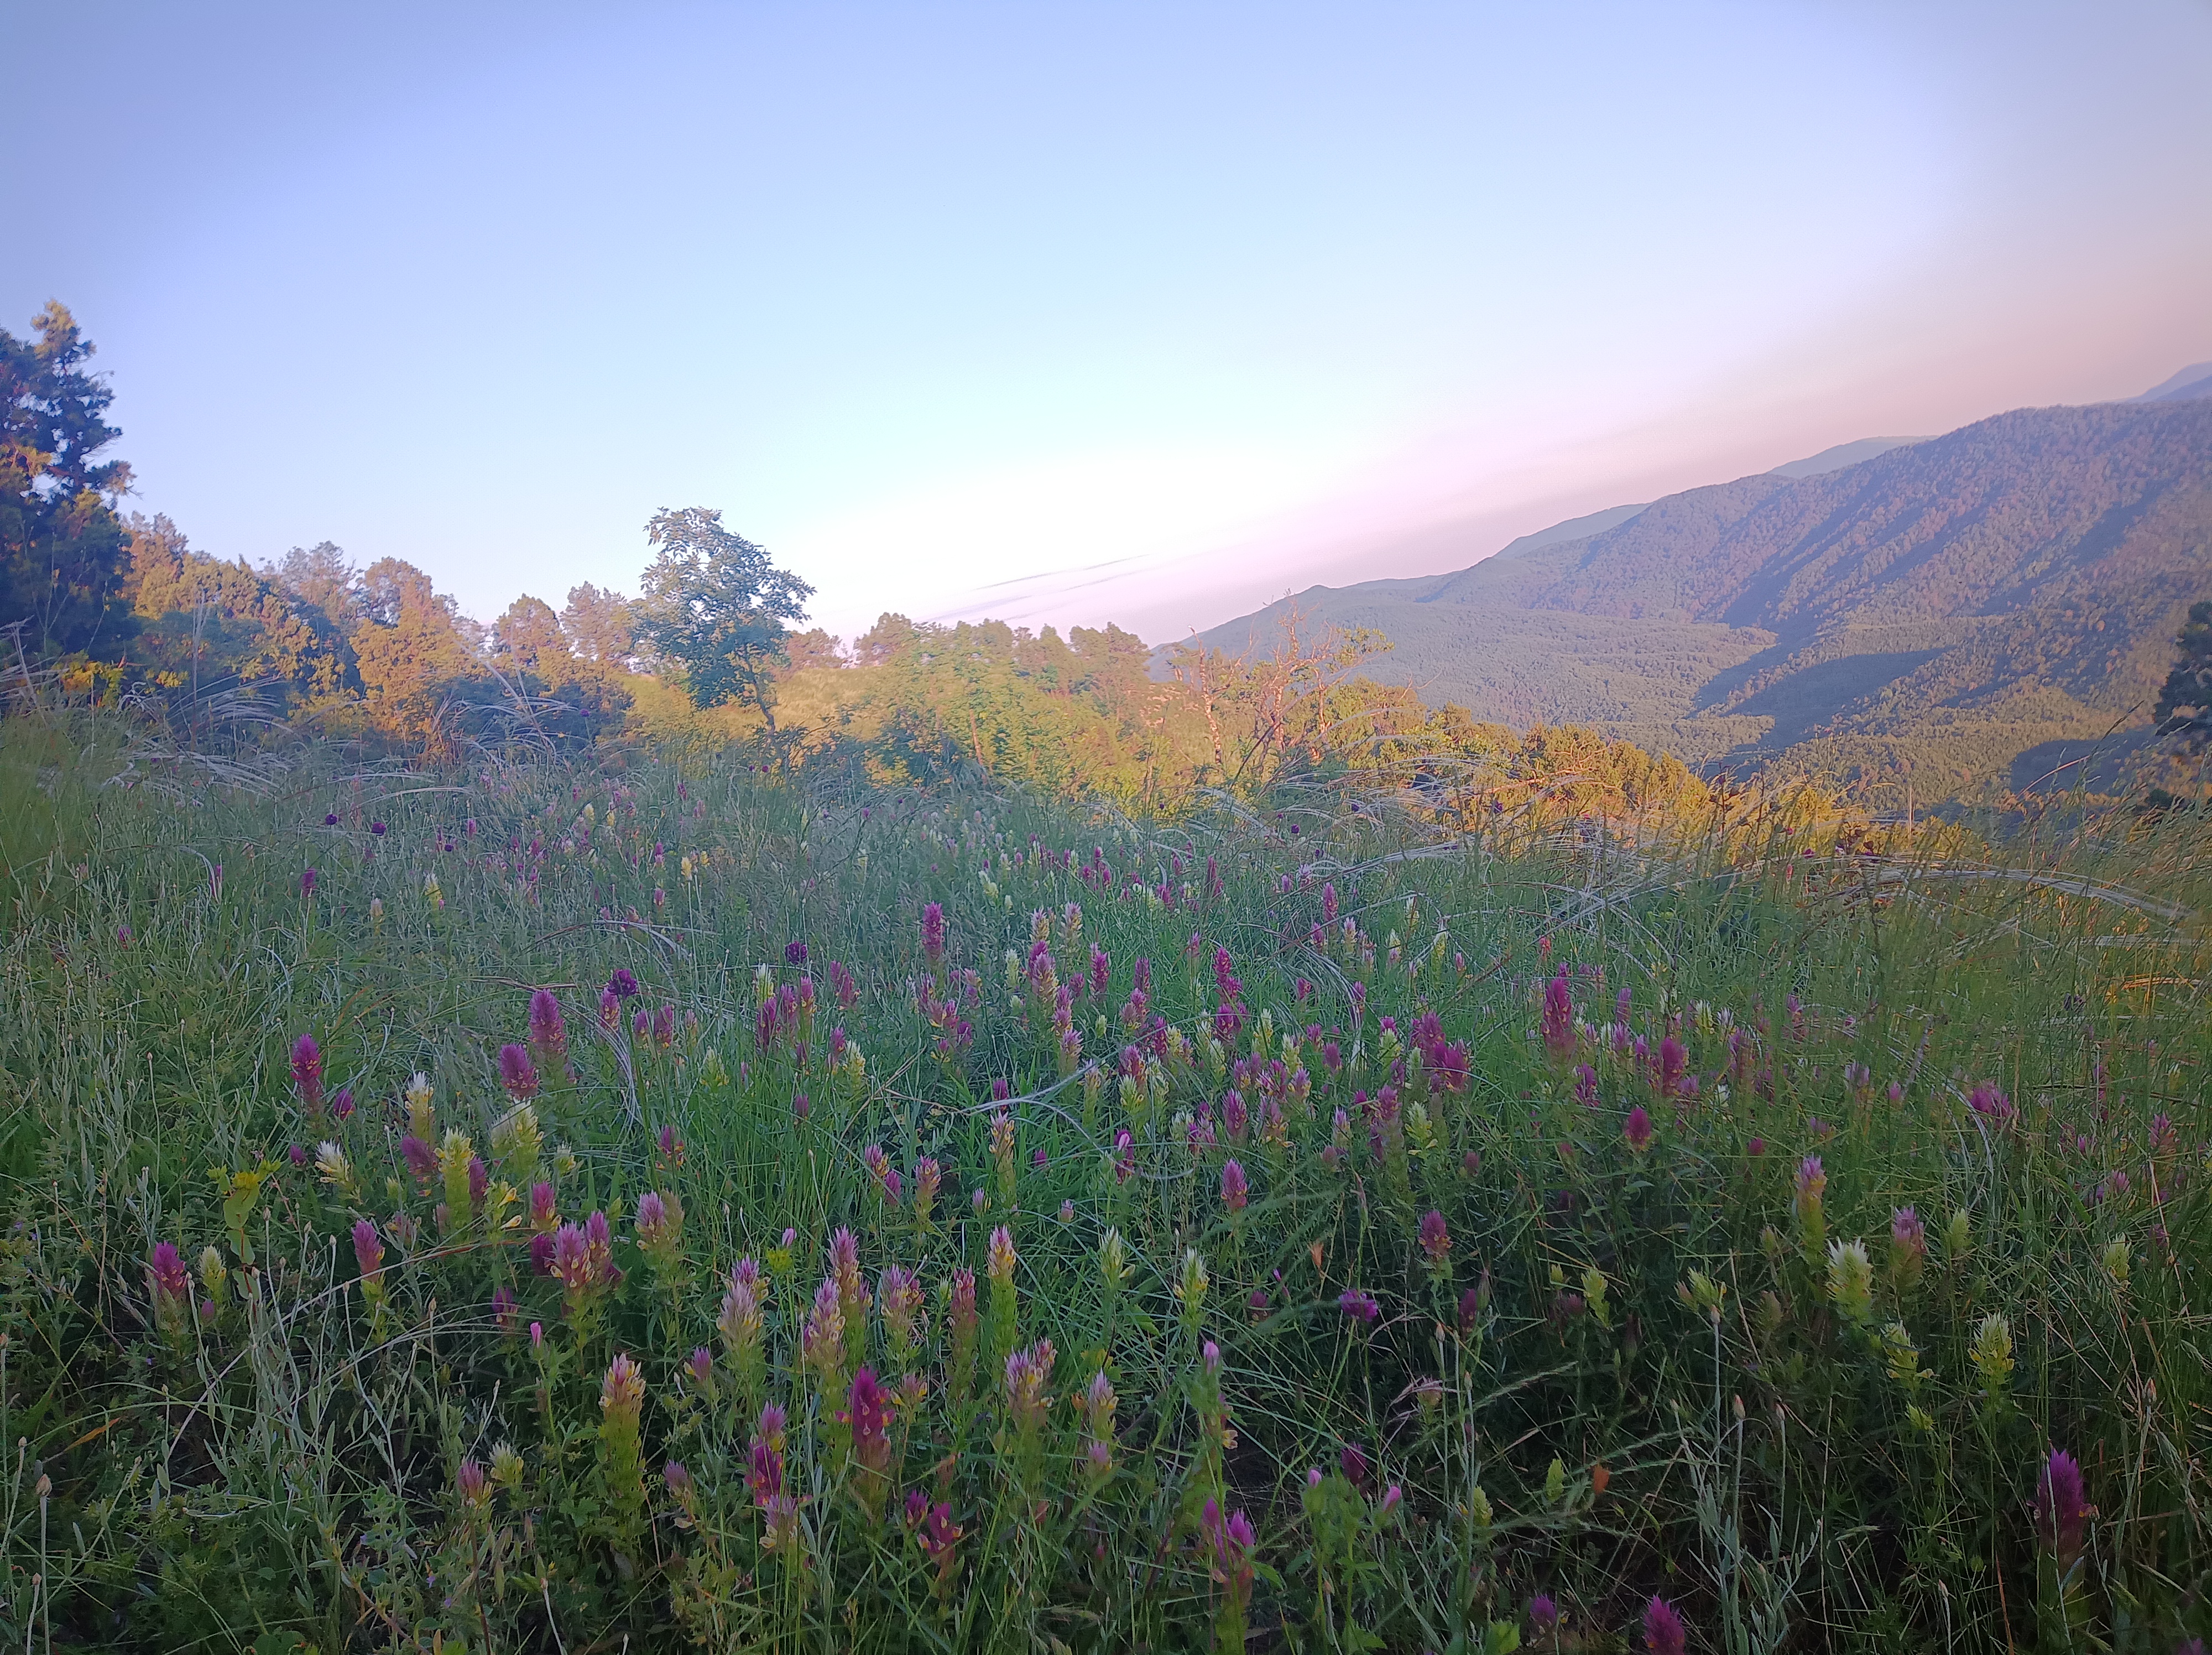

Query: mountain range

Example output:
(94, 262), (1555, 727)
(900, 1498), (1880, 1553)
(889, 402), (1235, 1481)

(1191, 373), (2212, 806)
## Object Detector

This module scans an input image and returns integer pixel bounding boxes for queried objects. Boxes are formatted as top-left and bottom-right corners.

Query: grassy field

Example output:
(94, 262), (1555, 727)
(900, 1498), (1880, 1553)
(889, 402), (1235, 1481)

(0, 716), (2206, 1653)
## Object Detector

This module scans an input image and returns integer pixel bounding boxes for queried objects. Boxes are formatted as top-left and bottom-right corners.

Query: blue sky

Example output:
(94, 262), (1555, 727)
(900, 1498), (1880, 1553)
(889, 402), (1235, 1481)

(5, 1), (2208, 643)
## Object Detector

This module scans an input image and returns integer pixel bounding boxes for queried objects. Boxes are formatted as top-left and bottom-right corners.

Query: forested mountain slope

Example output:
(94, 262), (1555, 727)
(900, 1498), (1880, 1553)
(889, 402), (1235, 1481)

(1194, 397), (2212, 804)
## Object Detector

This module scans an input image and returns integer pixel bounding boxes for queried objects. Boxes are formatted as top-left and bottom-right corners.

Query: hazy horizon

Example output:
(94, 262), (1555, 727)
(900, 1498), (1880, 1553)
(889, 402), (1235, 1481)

(4, 0), (2208, 646)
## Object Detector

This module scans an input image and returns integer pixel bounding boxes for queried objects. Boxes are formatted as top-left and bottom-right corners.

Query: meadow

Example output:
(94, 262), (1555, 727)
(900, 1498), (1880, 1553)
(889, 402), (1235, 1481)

(0, 715), (2206, 1654)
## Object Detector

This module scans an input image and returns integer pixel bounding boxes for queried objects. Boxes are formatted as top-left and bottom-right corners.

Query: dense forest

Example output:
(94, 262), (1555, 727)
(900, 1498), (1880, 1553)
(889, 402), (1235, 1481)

(1197, 397), (2212, 808)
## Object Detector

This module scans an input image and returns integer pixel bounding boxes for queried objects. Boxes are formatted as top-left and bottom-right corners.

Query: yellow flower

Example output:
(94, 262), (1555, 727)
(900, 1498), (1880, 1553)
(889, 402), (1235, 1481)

(1173, 1246), (1209, 1310)
(1969, 1313), (2013, 1388)
(1825, 1240), (1875, 1326)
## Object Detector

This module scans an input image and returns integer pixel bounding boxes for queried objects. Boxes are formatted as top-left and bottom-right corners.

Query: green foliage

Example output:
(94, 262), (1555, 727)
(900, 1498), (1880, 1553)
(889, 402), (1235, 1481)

(121, 513), (355, 705)
(637, 506), (814, 735)
(0, 716), (2208, 1650)
(351, 556), (477, 739)
(491, 593), (567, 674)
(560, 579), (636, 665)
(2156, 598), (2212, 752)
(0, 303), (135, 657)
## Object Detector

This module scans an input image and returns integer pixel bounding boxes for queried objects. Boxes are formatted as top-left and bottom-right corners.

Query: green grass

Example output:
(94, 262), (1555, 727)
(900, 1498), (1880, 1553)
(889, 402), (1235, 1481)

(0, 714), (2207, 1652)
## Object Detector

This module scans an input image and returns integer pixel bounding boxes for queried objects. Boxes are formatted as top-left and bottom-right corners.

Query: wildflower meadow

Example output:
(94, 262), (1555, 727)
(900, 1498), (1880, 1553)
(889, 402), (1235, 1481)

(0, 717), (2208, 1653)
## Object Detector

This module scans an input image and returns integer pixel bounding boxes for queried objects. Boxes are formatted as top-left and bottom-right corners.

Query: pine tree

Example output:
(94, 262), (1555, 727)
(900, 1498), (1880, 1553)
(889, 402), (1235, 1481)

(0, 303), (134, 656)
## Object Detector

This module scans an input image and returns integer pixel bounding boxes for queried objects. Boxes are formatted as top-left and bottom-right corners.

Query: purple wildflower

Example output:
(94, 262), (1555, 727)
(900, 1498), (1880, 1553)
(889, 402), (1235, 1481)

(1969, 1081), (2017, 1126)
(1220, 1159), (1249, 1213)
(290, 1035), (324, 1113)
(2033, 1447), (2088, 1569)
(150, 1241), (191, 1304)
(1541, 968), (1575, 1060)
(528, 988), (566, 1058)
(1339, 1440), (1371, 1492)
(917, 1499), (962, 1586)
(1201, 1496), (1255, 1612)
(498, 1043), (539, 1101)
(843, 1366), (894, 1485)
(1644, 1596), (1687, 1655)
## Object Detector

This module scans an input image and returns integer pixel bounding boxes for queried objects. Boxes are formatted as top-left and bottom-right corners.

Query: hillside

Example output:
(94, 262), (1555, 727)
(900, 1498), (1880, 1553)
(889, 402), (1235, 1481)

(1195, 396), (2212, 806)
(2136, 361), (2212, 403)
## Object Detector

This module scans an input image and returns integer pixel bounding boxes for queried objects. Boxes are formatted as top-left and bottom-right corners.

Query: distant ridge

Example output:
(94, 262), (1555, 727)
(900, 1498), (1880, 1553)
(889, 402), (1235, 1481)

(2132, 361), (2212, 404)
(1191, 394), (2212, 805)
(1494, 501), (1648, 559)
(1467, 433), (1938, 571)
(1768, 435), (1929, 478)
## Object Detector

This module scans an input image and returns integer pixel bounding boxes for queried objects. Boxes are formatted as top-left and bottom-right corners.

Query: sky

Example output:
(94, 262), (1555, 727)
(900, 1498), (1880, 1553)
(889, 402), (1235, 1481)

(4, 1), (2209, 647)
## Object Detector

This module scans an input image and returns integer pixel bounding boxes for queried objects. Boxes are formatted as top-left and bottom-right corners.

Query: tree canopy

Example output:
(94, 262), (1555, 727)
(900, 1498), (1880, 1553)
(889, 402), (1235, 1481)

(0, 303), (134, 655)
(635, 506), (813, 734)
(493, 595), (566, 673)
(2156, 599), (2212, 752)
(350, 558), (474, 741)
(561, 581), (635, 665)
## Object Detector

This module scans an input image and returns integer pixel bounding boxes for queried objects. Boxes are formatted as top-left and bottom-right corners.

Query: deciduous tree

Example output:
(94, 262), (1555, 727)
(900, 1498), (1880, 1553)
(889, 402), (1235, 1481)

(351, 557), (472, 743)
(561, 581), (635, 665)
(635, 507), (813, 739)
(493, 595), (568, 673)
(781, 627), (844, 674)
(264, 541), (359, 632)
(123, 513), (351, 701)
